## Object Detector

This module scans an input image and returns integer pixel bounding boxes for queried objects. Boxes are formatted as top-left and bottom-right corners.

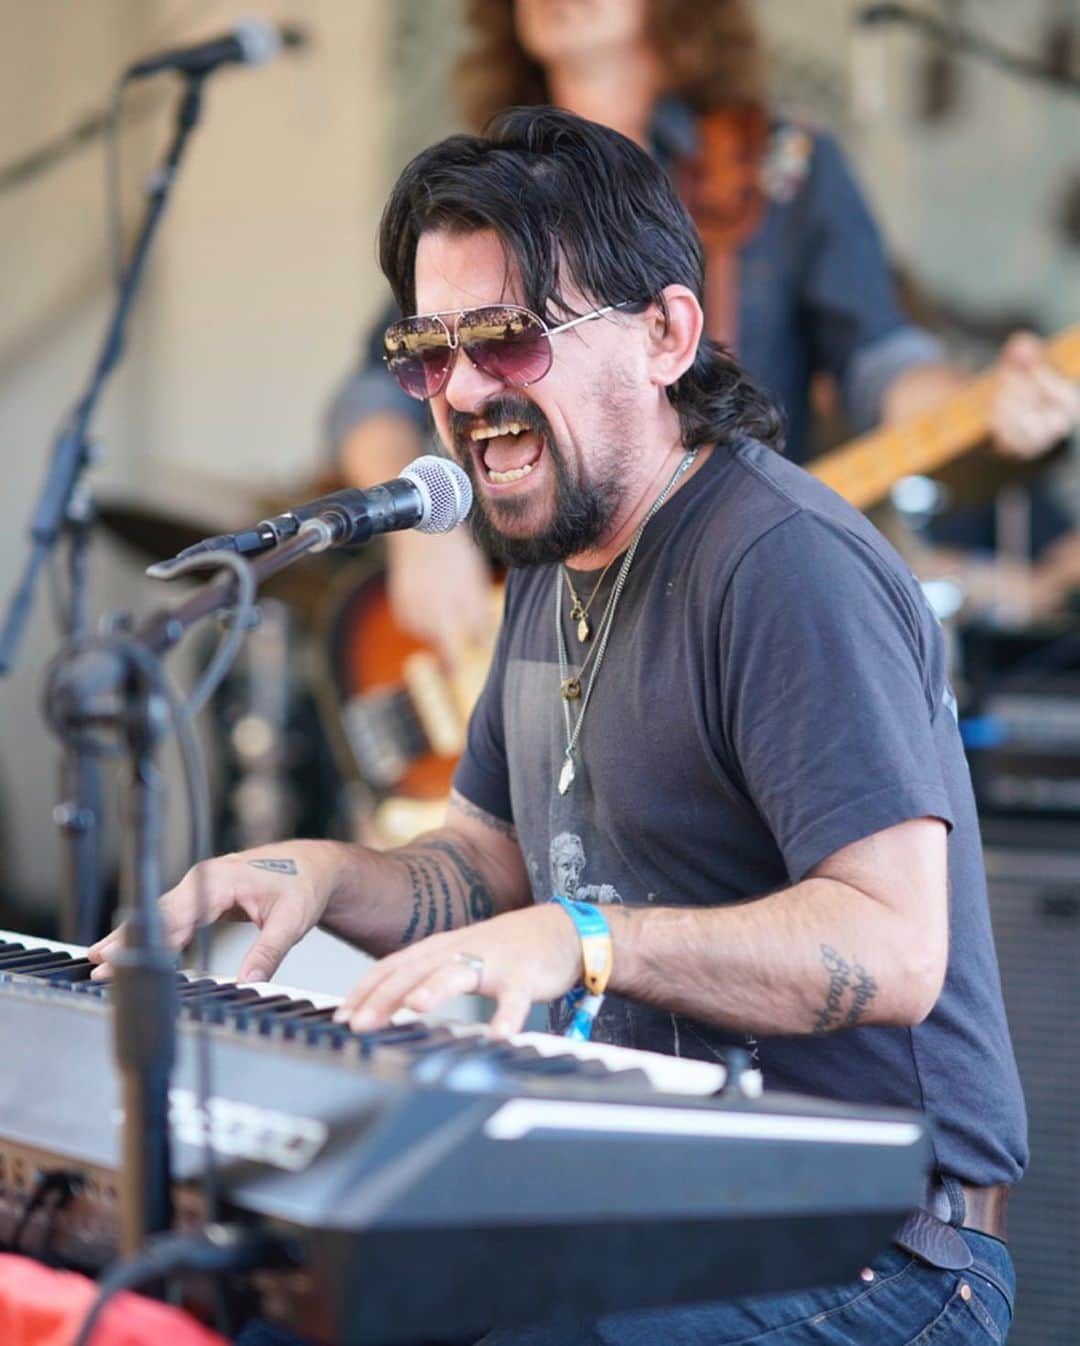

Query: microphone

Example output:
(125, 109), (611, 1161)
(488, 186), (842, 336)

(124, 17), (306, 82)
(856, 2), (912, 25)
(147, 455), (473, 577)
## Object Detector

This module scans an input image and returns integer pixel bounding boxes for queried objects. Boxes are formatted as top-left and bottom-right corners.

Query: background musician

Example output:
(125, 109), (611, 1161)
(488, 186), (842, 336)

(324, 0), (1078, 669)
(93, 108), (1025, 1346)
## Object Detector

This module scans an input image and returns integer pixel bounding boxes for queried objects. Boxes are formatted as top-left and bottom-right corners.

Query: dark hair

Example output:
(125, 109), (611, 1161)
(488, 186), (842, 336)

(378, 107), (783, 452)
(457, 0), (767, 132)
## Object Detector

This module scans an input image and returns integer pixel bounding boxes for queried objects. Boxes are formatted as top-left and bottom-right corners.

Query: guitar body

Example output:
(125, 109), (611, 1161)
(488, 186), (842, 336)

(319, 561), (505, 842)
(323, 563), (458, 802)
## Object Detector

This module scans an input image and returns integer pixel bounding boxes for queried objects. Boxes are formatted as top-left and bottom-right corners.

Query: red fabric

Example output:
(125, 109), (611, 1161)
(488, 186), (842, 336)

(0, 1254), (229, 1346)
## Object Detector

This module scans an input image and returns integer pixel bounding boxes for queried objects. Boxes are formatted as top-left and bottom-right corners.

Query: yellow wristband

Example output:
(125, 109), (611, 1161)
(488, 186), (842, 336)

(551, 895), (613, 996)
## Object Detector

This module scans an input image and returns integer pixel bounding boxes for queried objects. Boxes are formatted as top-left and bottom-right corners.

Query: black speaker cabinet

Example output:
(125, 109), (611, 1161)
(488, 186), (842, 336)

(984, 841), (1080, 1346)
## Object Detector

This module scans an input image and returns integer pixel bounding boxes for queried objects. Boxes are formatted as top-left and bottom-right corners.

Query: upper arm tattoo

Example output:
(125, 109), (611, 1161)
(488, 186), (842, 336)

(449, 788), (517, 841)
(811, 945), (878, 1034)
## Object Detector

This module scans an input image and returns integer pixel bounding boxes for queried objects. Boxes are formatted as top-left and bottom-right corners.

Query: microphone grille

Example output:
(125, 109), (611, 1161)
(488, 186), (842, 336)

(401, 455), (474, 534)
(234, 17), (283, 67)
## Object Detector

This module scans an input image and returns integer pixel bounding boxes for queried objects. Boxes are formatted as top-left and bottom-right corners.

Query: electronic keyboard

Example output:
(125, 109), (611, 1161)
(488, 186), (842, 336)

(0, 928), (929, 1344)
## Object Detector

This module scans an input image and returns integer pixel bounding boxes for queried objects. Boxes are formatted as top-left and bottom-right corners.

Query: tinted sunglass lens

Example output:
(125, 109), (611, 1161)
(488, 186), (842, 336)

(460, 307), (552, 386)
(385, 317), (452, 399)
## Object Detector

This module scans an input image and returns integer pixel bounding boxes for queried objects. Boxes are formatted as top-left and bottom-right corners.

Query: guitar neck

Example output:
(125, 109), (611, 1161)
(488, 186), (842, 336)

(811, 324), (1080, 510)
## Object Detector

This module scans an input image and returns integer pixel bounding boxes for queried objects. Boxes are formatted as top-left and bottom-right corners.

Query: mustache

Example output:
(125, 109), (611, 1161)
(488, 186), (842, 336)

(450, 395), (550, 451)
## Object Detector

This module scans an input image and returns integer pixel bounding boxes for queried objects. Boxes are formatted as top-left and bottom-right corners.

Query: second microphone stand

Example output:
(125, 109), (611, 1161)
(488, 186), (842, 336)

(0, 73), (209, 944)
(43, 521), (332, 1257)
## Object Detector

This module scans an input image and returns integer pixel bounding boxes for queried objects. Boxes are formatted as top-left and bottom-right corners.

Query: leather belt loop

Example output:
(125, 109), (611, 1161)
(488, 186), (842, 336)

(940, 1173), (967, 1228)
(922, 1177), (1009, 1242)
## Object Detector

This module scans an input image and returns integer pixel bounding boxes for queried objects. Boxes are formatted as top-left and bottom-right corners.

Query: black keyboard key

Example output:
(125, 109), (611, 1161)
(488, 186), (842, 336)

(502, 1051), (582, 1076)
(364, 1022), (452, 1051)
(178, 978), (222, 999)
(72, 979), (110, 997)
(41, 959), (96, 985)
(226, 997), (301, 1031)
(0, 950), (72, 972)
(303, 1021), (352, 1050)
(265, 1006), (337, 1040)
(410, 1039), (518, 1087)
(182, 984), (262, 1007)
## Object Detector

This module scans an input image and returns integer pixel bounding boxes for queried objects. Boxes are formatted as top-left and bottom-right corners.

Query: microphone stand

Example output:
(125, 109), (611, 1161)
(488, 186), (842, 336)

(43, 523), (332, 1257)
(0, 72), (208, 944)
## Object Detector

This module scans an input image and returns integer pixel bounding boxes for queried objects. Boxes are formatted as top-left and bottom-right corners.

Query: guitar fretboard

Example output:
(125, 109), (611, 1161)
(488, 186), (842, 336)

(812, 325), (1080, 509)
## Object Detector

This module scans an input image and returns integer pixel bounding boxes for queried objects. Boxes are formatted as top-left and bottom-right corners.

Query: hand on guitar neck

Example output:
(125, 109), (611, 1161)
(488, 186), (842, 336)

(815, 323), (1080, 511)
(986, 331), (1080, 461)
(882, 329), (1080, 464)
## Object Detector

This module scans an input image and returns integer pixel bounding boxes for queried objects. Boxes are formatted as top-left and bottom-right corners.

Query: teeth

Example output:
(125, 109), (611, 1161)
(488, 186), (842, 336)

(488, 461), (536, 484)
(470, 421), (526, 442)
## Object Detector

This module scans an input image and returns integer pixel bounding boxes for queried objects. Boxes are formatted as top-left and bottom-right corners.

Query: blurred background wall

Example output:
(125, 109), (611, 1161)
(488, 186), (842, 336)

(0, 0), (393, 912)
(0, 0), (1077, 911)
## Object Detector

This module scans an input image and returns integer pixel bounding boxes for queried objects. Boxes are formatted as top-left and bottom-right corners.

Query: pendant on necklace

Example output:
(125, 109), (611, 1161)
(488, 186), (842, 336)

(576, 613), (591, 643)
(558, 756), (575, 795)
(560, 676), (582, 701)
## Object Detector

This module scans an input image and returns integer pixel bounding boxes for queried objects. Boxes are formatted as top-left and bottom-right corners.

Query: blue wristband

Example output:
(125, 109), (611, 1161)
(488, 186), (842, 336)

(550, 895), (613, 1041)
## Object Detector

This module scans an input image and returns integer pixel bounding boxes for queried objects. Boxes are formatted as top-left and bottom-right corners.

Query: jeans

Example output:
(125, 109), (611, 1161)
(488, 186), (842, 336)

(234, 1230), (1014, 1346)
(477, 1231), (1015, 1346)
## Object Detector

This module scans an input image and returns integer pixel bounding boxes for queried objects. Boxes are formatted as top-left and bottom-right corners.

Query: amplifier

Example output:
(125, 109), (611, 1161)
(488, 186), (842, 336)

(960, 620), (1080, 826)
(985, 843), (1080, 1346)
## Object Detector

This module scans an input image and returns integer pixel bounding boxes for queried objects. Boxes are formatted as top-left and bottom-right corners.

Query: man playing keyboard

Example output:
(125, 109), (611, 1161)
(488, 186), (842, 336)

(92, 108), (1024, 1345)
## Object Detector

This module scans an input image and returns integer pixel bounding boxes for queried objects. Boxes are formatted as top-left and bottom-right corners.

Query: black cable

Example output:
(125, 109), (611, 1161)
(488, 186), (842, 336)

(8, 1170), (83, 1255)
(69, 1225), (300, 1346)
(0, 0), (220, 196)
(159, 548), (259, 720)
(0, 91), (164, 196)
(859, 3), (1080, 95)
(105, 77), (132, 290)
(59, 555), (257, 1246)
(138, 550), (259, 1236)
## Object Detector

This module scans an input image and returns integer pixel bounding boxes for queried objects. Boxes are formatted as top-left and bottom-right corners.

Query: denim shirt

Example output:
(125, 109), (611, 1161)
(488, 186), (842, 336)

(325, 100), (943, 468)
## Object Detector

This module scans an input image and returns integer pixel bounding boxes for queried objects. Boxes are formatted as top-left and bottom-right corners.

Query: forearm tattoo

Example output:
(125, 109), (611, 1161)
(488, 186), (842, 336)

(811, 944), (878, 1034)
(449, 789), (517, 840)
(248, 858), (298, 875)
(397, 839), (496, 945)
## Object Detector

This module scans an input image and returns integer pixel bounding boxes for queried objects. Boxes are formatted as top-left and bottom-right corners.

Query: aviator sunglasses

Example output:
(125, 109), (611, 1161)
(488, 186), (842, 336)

(383, 302), (631, 401)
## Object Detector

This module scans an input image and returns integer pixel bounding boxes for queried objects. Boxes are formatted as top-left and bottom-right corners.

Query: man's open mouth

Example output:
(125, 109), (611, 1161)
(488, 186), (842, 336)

(469, 420), (545, 484)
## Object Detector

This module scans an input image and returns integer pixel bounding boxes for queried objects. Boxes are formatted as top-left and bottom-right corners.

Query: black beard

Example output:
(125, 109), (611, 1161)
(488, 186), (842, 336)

(450, 395), (624, 567)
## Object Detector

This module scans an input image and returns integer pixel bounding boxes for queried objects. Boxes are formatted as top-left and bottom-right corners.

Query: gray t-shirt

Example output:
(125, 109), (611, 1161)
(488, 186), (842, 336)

(454, 439), (1027, 1188)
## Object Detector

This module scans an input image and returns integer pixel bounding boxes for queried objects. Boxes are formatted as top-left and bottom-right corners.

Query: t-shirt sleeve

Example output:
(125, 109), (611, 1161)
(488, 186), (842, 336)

(797, 132), (945, 432)
(451, 578), (515, 824)
(717, 510), (955, 881)
(321, 296), (430, 458)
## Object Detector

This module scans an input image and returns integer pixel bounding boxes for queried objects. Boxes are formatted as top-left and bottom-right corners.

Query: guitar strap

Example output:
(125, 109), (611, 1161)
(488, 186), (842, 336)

(673, 105), (769, 353)
(673, 108), (816, 355)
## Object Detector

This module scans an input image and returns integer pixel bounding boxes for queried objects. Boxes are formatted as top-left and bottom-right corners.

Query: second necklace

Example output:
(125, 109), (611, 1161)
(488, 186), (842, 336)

(554, 448), (698, 796)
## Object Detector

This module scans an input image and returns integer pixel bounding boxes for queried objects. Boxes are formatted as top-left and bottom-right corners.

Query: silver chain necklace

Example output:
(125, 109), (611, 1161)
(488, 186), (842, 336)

(554, 449), (697, 795)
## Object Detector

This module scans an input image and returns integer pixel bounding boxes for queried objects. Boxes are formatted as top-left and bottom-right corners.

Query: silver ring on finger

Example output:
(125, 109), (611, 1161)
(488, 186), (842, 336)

(453, 951), (485, 994)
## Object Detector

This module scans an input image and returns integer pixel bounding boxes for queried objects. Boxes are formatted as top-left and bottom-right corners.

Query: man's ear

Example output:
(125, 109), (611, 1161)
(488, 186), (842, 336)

(644, 285), (704, 388)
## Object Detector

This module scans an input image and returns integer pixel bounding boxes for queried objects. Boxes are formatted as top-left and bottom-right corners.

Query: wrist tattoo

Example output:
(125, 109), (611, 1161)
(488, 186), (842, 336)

(812, 944), (878, 1034)
(248, 858), (298, 875)
(397, 839), (496, 944)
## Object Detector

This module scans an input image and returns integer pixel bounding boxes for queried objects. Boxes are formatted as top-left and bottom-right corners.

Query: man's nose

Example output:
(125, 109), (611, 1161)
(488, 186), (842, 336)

(443, 346), (505, 415)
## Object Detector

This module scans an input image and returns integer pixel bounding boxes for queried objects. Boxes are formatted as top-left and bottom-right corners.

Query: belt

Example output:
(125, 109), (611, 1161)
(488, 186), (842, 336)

(895, 1179), (1009, 1270)
(925, 1178), (1009, 1241)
